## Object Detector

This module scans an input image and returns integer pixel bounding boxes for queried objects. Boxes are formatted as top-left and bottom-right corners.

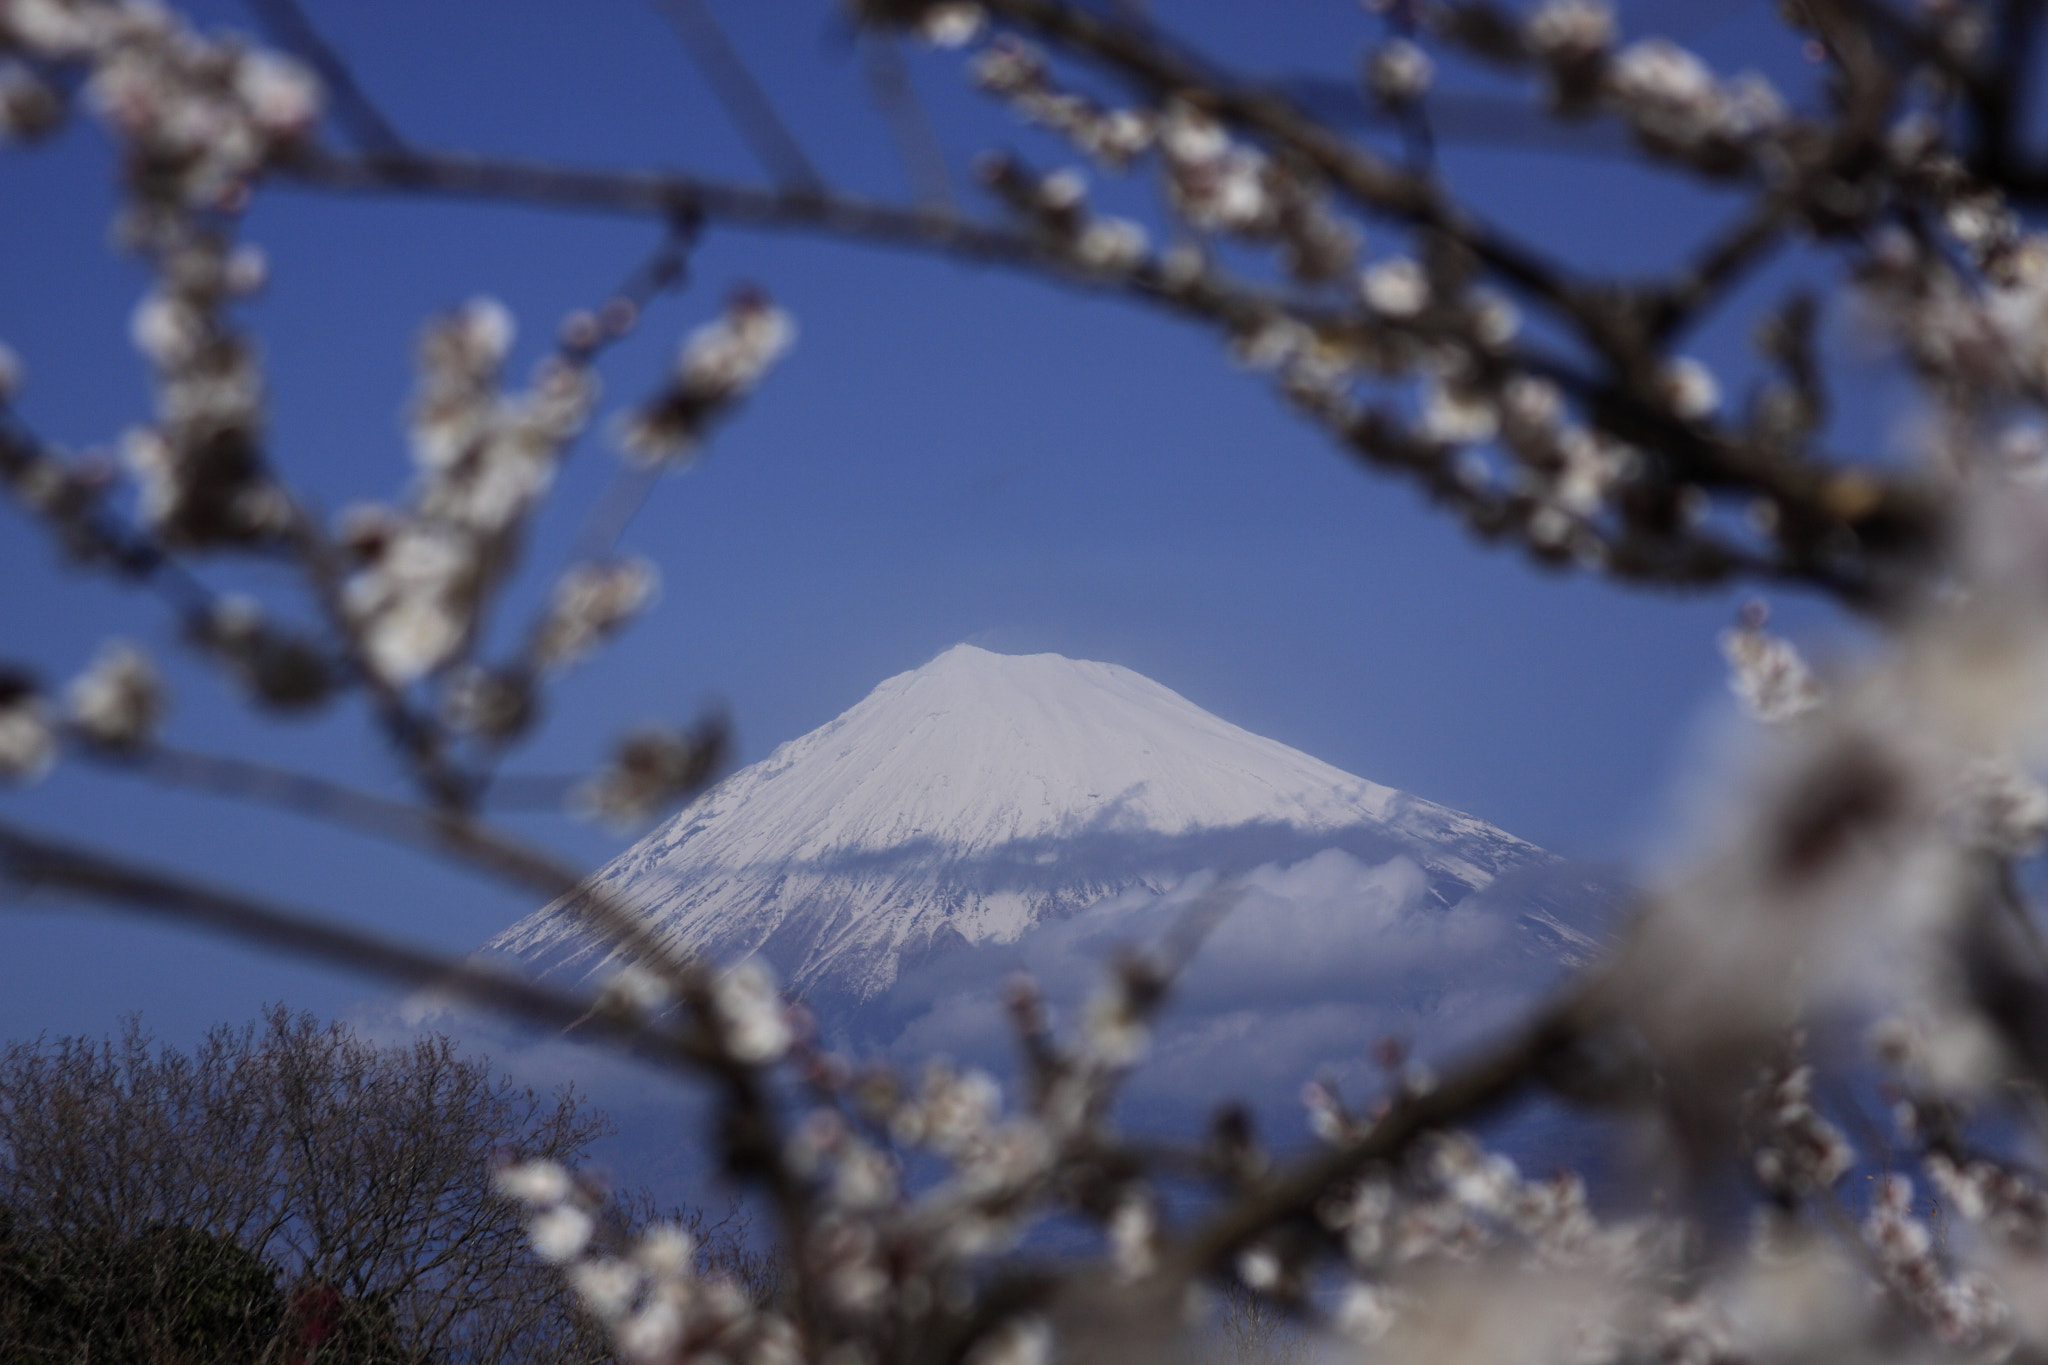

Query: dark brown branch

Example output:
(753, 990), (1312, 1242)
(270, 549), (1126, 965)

(0, 817), (709, 1071)
(273, 145), (1053, 265)
(270, 143), (1941, 609)
(1166, 978), (1599, 1280)
(0, 408), (223, 619)
(975, 0), (1583, 315)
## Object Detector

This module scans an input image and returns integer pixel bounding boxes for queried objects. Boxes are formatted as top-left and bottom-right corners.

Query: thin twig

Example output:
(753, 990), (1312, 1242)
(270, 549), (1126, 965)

(0, 817), (709, 1071)
(566, 461), (665, 564)
(648, 0), (825, 194)
(862, 32), (959, 212)
(239, 0), (410, 156)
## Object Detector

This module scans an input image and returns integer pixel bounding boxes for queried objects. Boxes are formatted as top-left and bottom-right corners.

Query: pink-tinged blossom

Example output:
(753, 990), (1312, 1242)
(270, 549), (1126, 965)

(1742, 1056), (1855, 1197)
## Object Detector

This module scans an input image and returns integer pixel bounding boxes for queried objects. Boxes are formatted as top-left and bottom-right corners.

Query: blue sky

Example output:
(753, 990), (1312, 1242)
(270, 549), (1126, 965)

(0, 0), (1869, 1049)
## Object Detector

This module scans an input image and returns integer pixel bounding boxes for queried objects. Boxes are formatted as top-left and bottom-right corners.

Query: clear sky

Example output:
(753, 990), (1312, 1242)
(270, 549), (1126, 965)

(0, 0), (1868, 1049)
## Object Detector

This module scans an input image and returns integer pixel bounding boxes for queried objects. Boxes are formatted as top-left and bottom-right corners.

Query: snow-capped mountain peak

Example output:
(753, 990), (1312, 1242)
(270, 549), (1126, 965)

(488, 644), (1558, 1001)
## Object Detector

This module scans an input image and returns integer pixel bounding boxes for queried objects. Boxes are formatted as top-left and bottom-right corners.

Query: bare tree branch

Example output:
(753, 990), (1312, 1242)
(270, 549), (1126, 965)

(0, 817), (709, 1072)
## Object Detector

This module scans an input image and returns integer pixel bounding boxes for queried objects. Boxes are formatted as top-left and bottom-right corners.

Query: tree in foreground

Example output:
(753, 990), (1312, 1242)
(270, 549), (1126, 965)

(15, 0), (2048, 1362)
(0, 1008), (626, 1363)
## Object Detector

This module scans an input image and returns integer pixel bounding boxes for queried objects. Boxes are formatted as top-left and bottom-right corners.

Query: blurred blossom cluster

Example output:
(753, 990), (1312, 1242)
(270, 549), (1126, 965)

(497, 1159), (801, 1365)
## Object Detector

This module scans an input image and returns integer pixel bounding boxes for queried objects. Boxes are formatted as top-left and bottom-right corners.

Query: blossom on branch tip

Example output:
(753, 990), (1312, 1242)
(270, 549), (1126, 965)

(1367, 39), (1434, 107)
(441, 665), (535, 742)
(574, 719), (727, 825)
(533, 558), (660, 670)
(66, 639), (164, 748)
(621, 292), (795, 465)
(1720, 605), (1823, 723)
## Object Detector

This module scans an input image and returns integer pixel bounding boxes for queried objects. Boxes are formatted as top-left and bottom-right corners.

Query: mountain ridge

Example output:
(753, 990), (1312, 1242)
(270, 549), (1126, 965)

(489, 644), (1595, 1004)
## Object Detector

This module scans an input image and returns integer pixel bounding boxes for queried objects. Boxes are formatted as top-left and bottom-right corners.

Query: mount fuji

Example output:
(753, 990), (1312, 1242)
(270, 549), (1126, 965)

(489, 646), (1621, 1103)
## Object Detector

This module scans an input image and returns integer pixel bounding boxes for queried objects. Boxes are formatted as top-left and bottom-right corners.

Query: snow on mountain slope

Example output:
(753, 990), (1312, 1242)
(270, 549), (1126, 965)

(488, 644), (1569, 1001)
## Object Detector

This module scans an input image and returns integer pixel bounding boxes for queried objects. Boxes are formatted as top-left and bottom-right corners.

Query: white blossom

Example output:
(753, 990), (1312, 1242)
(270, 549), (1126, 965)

(965, 1316), (1049, 1365)
(616, 1292), (685, 1363)
(1108, 1195), (1156, 1280)
(0, 683), (55, 783)
(678, 297), (795, 402)
(65, 639), (164, 748)
(1720, 610), (1824, 723)
(1526, 0), (1615, 62)
(1074, 217), (1148, 272)
(2, 0), (103, 58)
(919, 3), (985, 48)
(712, 960), (791, 1064)
(533, 558), (660, 669)
(1950, 754), (2048, 857)
(594, 962), (671, 1020)
(1361, 257), (1428, 317)
(495, 1159), (572, 1207)
(569, 1257), (644, 1323)
(1421, 382), (1498, 445)
(635, 1224), (694, 1276)
(1368, 39), (1434, 105)
(231, 50), (320, 138)
(622, 294), (796, 463)
(1659, 356), (1721, 419)
(529, 1204), (596, 1264)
